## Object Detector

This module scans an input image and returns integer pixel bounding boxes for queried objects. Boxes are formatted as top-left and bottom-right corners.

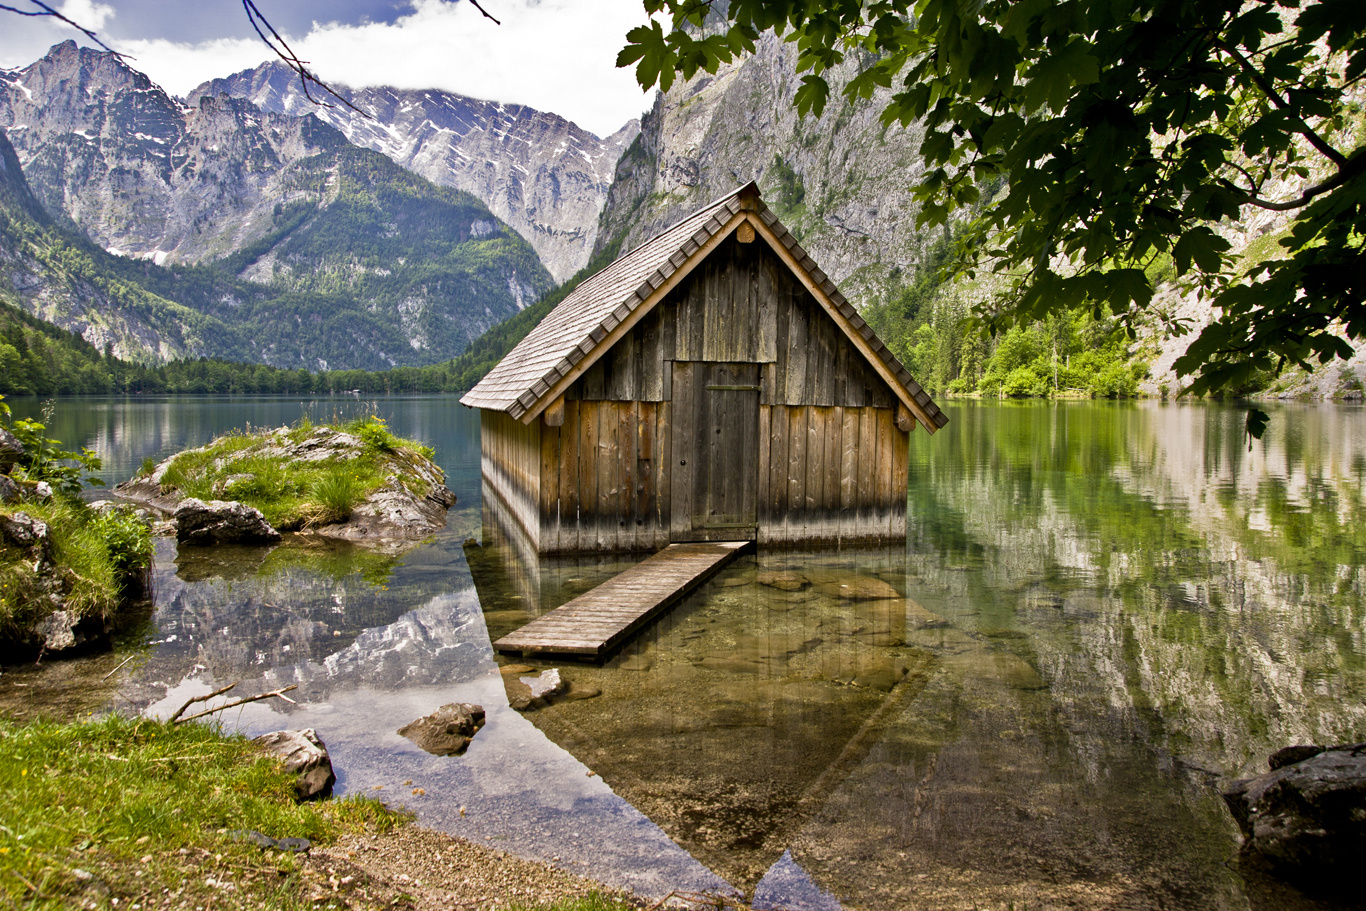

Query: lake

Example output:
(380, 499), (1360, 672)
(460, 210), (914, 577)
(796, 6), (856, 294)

(2, 395), (1363, 910)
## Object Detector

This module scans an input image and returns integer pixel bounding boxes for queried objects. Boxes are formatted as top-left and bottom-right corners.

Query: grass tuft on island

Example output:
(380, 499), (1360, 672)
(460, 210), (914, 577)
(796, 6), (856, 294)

(149, 415), (436, 532)
(0, 715), (644, 910)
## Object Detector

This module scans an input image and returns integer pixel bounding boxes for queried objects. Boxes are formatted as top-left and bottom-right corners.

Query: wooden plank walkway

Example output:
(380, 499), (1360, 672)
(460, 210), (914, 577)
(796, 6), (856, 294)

(493, 541), (751, 657)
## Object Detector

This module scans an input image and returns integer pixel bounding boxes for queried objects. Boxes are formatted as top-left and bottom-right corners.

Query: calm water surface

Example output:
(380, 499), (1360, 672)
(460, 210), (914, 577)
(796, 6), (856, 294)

(3, 395), (1364, 910)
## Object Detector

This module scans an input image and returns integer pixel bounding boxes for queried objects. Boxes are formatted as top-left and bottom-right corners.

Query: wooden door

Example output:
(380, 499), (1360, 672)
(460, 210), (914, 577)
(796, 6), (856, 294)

(670, 361), (760, 541)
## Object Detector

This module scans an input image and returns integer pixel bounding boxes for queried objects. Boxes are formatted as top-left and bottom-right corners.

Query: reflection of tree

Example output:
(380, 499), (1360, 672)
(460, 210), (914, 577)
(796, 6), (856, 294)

(907, 402), (1366, 778)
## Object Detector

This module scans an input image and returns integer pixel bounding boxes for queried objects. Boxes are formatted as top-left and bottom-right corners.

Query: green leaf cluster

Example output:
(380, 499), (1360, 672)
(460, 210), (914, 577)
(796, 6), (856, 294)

(624, 0), (1366, 396)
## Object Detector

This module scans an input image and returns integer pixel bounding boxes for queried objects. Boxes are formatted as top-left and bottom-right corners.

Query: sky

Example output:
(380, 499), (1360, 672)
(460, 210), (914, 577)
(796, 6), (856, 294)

(0, 0), (656, 136)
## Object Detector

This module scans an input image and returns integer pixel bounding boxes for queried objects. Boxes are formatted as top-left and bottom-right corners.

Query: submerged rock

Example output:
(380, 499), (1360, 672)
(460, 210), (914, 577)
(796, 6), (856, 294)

(398, 703), (486, 756)
(502, 666), (568, 711)
(1223, 742), (1366, 877)
(0, 474), (19, 504)
(253, 728), (336, 801)
(175, 498), (281, 546)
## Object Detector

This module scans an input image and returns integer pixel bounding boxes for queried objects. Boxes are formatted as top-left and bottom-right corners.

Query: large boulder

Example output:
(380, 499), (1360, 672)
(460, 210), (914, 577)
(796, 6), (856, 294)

(0, 425), (24, 474)
(253, 729), (336, 801)
(397, 703), (486, 756)
(174, 498), (281, 546)
(1222, 742), (1366, 876)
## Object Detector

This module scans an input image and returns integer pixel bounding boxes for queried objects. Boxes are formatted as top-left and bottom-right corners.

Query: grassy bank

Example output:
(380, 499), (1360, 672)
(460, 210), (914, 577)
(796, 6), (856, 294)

(147, 415), (436, 532)
(0, 715), (399, 909)
(0, 716), (643, 910)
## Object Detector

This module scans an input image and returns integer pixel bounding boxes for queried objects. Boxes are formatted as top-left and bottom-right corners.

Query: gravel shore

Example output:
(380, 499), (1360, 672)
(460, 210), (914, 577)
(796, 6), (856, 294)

(299, 824), (635, 909)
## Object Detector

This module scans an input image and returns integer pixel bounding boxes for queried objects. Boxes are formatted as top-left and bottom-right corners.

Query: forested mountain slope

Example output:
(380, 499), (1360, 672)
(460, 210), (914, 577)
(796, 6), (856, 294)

(194, 61), (639, 282)
(0, 42), (553, 369)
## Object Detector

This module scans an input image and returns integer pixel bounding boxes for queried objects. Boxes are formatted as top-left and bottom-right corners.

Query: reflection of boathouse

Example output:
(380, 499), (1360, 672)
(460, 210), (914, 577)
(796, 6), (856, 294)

(461, 183), (947, 553)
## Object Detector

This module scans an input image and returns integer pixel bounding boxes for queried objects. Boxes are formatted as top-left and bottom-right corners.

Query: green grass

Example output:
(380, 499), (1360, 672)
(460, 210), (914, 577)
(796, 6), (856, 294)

(158, 417), (433, 532)
(0, 499), (151, 640)
(0, 715), (402, 910)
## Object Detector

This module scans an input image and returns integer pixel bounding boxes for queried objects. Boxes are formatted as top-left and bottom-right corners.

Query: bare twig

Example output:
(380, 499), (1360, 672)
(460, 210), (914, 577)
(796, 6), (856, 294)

(102, 654), (136, 680)
(240, 0), (369, 117)
(168, 683), (237, 723)
(467, 0), (501, 25)
(171, 685), (299, 725)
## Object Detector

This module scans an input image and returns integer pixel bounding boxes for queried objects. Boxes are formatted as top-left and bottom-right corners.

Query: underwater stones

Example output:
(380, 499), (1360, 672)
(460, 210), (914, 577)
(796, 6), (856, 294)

(175, 498), (281, 546)
(906, 599), (949, 630)
(561, 685), (602, 701)
(945, 649), (1047, 690)
(767, 588), (817, 605)
(397, 703), (486, 756)
(1223, 743), (1366, 878)
(0, 473), (18, 504)
(253, 729), (335, 800)
(758, 570), (808, 591)
(501, 666), (566, 711)
(806, 570), (903, 601)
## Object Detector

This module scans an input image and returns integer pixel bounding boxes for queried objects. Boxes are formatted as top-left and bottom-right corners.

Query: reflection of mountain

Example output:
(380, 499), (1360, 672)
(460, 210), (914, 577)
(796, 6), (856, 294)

(120, 535), (477, 710)
(906, 401), (1366, 781)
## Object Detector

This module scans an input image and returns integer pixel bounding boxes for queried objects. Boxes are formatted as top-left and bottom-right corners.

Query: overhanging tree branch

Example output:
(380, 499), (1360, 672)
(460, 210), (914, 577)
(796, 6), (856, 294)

(1216, 38), (1349, 168)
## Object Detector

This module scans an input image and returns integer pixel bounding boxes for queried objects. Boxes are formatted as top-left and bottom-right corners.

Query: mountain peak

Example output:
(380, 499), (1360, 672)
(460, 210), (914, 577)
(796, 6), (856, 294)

(191, 60), (639, 281)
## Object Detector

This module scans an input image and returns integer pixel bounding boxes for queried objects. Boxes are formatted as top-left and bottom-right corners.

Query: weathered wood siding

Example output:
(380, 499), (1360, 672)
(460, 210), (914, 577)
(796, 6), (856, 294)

(480, 410), (541, 548)
(536, 399), (673, 553)
(757, 404), (907, 545)
(483, 232), (909, 552)
(567, 236), (894, 409)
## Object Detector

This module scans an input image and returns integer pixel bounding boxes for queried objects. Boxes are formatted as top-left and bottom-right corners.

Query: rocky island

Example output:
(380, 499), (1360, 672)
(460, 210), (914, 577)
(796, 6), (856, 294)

(113, 416), (456, 547)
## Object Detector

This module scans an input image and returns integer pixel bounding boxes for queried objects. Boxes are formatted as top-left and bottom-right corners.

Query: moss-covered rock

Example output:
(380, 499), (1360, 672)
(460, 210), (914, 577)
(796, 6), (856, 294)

(113, 418), (455, 546)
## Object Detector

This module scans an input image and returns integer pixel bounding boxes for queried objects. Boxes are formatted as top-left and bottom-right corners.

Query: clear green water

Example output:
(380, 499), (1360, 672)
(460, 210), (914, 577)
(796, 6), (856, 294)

(2, 395), (1363, 910)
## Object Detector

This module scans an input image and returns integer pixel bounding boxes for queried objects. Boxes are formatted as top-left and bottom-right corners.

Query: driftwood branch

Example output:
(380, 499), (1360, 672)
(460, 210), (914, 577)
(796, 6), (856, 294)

(171, 684), (299, 725)
(168, 683), (237, 723)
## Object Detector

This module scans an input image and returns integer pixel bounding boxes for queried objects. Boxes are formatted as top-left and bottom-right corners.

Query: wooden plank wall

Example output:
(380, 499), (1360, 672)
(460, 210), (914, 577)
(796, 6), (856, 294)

(757, 404), (906, 545)
(567, 236), (893, 411)
(480, 233), (910, 553)
(537, 399), (674, 553)
(480, 410), (541, 548)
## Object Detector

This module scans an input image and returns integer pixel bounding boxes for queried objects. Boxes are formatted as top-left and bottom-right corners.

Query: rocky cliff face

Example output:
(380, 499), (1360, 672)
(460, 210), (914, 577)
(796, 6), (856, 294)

(0, 41), (348, 265)
(0, 42), (553, 368)
(194, 62), (639, 282)
(595, 33), (931, 309)
(0, 126), (220, 361)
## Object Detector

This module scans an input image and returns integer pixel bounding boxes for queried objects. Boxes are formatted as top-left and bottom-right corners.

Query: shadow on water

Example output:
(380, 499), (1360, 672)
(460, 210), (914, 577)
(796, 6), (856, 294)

(2, 397), (1364, 909)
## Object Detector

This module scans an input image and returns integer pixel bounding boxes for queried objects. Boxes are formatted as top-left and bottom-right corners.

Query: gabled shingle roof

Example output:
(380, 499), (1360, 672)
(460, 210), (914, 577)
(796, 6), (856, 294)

(461, 183), (948, 431)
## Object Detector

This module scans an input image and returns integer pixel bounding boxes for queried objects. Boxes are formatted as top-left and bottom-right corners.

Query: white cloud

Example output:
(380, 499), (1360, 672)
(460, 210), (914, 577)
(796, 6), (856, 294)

(0, 0), (116, 67)
(116, 0), (655, 136)
(59, 0), (115, 31)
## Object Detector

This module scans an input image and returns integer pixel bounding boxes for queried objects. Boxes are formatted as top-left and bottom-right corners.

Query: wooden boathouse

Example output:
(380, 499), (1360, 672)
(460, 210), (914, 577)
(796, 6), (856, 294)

(461, 182), (947, 554)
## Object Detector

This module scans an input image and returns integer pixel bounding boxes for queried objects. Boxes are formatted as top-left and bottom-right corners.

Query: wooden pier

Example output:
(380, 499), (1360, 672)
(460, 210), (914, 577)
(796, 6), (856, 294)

(493, 541), (751, 657)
